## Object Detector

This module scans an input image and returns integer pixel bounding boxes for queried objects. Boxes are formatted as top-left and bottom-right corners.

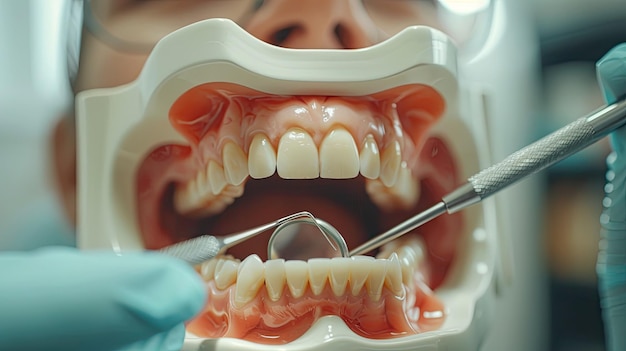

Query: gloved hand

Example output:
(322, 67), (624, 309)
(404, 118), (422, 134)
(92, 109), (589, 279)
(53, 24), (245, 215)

(596, 43), (626, 351)
(0, 247), (206, 351)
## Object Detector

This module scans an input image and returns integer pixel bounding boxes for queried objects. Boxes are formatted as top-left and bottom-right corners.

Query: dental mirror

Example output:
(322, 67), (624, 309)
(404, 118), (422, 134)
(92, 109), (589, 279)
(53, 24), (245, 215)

(268, 218), (349, 260)
(160, 211), (350, 265)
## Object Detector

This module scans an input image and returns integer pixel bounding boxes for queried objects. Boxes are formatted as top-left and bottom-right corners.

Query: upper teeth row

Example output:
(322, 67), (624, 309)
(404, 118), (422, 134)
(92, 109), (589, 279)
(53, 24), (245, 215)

(175, 127), (420, 216)
(199, 243), (424, 308)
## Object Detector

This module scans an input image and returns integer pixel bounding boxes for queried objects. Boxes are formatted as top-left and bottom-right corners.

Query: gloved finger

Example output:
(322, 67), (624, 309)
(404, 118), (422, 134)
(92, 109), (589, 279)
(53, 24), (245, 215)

(597, 44), (626, 156)
(0, 247), (206, 351)
(597, 43), (626, 104)
(115, 324), (187, 351)
(596, 43), (626, 351)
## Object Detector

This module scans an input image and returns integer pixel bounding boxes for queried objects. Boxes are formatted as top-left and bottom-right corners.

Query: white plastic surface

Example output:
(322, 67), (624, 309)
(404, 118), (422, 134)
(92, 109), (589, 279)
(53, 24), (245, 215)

(76, 19), (497, 351)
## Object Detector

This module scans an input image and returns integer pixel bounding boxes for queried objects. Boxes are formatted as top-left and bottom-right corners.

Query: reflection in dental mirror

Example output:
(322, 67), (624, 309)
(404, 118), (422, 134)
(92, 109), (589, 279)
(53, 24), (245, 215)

(268, 218), (349, 260)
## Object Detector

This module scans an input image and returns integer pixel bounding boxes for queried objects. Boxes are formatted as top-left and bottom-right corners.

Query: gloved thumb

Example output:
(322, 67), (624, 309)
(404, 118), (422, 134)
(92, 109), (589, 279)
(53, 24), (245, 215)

(0, 248), (206, 351)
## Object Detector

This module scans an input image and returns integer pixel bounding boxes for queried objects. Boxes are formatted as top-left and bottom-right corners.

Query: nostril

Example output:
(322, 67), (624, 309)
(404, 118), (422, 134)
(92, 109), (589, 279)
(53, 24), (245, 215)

(334, 24), (350, 49)
(270, 25), (301, 46)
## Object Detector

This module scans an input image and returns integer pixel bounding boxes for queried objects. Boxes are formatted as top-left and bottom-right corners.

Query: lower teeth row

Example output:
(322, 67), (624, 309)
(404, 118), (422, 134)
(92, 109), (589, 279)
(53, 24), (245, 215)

(199, 241), (425, 307)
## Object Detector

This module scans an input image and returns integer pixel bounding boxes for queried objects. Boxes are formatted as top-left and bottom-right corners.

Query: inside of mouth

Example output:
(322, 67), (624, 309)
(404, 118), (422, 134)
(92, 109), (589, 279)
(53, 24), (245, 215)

(134, 83), (464, 344)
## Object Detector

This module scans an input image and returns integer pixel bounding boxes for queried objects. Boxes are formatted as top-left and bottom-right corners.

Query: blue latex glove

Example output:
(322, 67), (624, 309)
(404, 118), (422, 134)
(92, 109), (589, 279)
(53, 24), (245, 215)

(0, 248), (206, 351)
(597, 43), (626, 351)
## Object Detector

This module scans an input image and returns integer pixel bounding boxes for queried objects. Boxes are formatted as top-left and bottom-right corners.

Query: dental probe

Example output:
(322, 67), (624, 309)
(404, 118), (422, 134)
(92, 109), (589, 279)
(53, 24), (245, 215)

(159, 211), (348, 265)
(350, 96), (626, 256)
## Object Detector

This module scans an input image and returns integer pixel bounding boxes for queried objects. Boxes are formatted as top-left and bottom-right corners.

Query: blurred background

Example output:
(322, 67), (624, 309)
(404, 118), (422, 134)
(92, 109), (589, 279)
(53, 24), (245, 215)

(532, 0), (626, 350)
(0, 1), (74, 248)
(0, 0), (625, 350)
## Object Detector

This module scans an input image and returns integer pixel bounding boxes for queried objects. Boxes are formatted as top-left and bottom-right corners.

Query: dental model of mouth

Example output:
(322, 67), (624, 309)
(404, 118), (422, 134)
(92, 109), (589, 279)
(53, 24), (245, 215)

(77, 20), (491, 350)
(134, 83), (462, 344)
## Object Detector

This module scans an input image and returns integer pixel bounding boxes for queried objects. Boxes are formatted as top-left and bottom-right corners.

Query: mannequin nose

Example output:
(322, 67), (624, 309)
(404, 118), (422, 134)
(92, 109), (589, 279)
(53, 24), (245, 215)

(245, 0), (377, 49)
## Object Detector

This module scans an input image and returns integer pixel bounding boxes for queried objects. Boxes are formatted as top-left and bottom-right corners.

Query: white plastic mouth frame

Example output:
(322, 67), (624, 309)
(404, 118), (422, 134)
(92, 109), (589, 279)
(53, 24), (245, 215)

(76, 19), (498, 351)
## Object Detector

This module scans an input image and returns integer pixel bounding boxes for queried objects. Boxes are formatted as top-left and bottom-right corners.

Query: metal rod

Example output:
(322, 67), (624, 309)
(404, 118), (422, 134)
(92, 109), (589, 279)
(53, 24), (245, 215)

(349, 202), (447, 256)
(349, 97), (626, 257)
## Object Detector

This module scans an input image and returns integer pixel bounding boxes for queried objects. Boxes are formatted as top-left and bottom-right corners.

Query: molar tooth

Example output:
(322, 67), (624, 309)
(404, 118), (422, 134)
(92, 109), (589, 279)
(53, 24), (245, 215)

(385, 253), (404, 297)
(308, 258), (331, 295)
(223, 142), (249, 186)
(265, 259), (286, 301)
(173, 170), (220, 216)
(330, 257), (350, 296)
(366, 260), (387, 301)
(248, 133), (276, 179)
(222, 184), (245, 198)
(277, 128), (319, 179)
(214, 259), (239, 290)
(285, 260), (309, 298)
(208, 161), (227, 195)
(349, 256), (375, 296)
(319, 128), (359, 179)
(235, 255), (265, 307)
(360, 134), (380, 179)
(379, 140), (401, 187)
(173, 181), (197, 215)
(200, 259), (218, 280)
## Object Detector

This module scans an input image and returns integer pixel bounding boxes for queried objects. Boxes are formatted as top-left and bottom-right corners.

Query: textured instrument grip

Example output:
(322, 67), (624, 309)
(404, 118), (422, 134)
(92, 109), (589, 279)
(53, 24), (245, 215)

(159, 235), (221, 265)
(469, 117), (597, 199)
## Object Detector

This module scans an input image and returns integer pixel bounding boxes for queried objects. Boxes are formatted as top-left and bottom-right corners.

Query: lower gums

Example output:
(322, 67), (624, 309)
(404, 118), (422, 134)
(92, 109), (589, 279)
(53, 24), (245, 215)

(186, 280), (445, 344)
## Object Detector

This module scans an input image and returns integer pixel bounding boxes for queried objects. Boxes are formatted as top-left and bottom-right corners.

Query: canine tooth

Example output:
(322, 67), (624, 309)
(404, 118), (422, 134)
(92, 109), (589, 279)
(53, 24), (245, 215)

(394, 163), (420, 209)
(349, 256), (374, 296)
(399, 247), (417, 283)
(285, 260), (309, 298)
(277, 128), (319, 179)
(380, 140), (401, 187)
(397, 239), (426, 283)
(200, 259), (218, 280)
(248, 133), (276, 179)
(223, 142), (248, 186)
(235, 255), (265, 307)
(195, 168), (209, 195)
(385, 253), (404, 297)
(365, 163), (419, 211)
(366, 260), (387, 301)
(308, 258), (331, 295)
(319, 128), (359, 179)
(365, 178), (390, 211)
(366, 163), (420, 211)
(398, 238), (425, 266)
(360, 134), (380, 179)
(214, 259), (239, 290)
(265, 259), (286, 301)
(208, 161), (227, 195)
